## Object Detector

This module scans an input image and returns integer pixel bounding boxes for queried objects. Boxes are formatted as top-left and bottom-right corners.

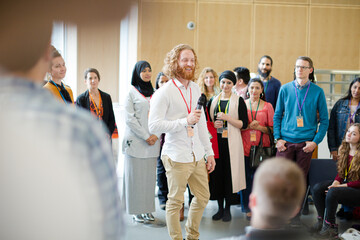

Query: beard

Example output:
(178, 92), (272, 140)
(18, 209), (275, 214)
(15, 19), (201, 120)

(176, 65), (195, 81)
(258, 67), (271, 79)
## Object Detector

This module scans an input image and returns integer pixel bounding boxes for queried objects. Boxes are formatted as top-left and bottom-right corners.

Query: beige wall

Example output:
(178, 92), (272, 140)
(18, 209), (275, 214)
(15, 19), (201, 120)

(77, 22), (120, 101)
(75, 0), (360, 99)
(138, 0), (360, 85)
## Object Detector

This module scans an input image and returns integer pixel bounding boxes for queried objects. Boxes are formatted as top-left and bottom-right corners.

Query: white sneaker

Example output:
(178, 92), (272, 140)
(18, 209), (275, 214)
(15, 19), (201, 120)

(133, 214), (144, 223)
(142, 213), (155, 221)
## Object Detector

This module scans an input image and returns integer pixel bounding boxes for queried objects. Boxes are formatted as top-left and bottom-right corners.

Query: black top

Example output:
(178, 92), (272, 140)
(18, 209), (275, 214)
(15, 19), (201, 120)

(75, 89), (116, 135)
(207, 96), (248, 129)
(49, 80), (72, 103)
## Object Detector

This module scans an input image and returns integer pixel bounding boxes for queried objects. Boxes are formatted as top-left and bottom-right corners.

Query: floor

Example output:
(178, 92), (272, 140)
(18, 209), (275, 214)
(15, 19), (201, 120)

(121, 191), (360, 240)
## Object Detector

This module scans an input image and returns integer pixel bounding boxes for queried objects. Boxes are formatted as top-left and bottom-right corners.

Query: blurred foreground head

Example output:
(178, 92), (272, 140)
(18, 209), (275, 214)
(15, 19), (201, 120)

(250, 157), (306, 227)
(0, 0), (131, 72)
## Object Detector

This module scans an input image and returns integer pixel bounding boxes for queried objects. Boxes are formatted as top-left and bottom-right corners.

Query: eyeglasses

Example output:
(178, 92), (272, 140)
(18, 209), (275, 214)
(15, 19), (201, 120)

(295, 65), (311, 70)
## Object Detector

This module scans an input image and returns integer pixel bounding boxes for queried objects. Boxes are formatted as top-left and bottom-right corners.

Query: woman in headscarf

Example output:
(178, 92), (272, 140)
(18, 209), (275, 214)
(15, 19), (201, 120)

(207, 70), (248, 222)
(122, 61), (160, 223)
(76, 68), (116, 138)
(43, 45), (74, 104)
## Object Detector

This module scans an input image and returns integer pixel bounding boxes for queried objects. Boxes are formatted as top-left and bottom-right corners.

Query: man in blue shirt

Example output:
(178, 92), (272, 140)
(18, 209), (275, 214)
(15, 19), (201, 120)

(256, 55), (282, 110)
(273, 56), (329, 226)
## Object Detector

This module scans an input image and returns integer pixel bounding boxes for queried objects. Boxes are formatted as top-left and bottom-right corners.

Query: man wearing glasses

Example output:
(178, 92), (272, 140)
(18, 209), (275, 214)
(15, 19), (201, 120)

(273, 56), (329, 226)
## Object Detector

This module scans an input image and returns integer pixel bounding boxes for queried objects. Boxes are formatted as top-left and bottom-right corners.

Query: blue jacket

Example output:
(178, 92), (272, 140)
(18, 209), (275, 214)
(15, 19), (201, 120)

(273, 81), (329, 145)
(328, 99), (360, 152)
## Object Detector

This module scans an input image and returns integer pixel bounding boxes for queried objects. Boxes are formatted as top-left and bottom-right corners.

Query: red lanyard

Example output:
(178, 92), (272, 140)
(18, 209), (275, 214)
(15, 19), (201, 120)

(133, 86), (151, 103)
(172, 79), (192, 114)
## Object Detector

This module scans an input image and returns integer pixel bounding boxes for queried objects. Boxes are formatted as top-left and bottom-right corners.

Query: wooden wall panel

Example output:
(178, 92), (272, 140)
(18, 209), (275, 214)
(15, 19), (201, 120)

(255, 0), (309, 4)
(254, 4), (308, 83)
(77, 22), (120, 100)
(309, 7), (360, 70)
(138, 1), (196, 83)
(197, 2), (252, 74)
(311, 0), (360, 6)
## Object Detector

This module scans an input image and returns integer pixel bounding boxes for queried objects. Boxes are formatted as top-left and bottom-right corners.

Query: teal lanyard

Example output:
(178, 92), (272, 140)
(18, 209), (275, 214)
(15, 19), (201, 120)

(49, 80), (68, 104)
(249, 100), (260, 121)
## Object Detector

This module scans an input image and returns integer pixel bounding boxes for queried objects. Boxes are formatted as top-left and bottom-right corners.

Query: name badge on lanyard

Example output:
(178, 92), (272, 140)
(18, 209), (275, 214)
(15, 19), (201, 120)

(187, 126), (194, 137)
(294, 82), (310, 128)
(297, 116), (304, 127)
(250, 130), (257, 142)
(222, 128), (228, 138)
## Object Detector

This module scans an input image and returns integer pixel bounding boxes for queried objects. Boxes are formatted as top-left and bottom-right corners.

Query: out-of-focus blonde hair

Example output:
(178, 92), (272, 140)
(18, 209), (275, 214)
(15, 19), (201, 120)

(197, 67), (220, 100)
(162, 44), (199, 81)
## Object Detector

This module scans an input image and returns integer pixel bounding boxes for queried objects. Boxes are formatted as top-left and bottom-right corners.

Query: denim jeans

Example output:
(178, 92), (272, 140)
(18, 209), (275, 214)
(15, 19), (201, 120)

(240, 156), (255, 213)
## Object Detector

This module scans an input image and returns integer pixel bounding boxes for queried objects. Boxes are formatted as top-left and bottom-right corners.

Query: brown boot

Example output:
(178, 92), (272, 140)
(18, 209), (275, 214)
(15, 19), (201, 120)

(180, 203), (184, 221)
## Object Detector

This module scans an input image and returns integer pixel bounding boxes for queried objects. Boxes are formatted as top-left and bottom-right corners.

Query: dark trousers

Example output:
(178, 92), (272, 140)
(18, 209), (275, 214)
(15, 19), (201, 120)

(276, 142), (313, 218)
(313, 180), (360, 224)
(157, 156), (168, 205)
(240, 156), (255, 213)
(276, 142), (313, 177)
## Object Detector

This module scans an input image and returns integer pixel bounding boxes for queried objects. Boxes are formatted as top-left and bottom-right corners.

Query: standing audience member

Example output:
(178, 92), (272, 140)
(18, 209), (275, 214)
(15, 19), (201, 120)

(0, 2), (127, 239)
(122, 61), (160, 223)
(219, 157), (306, 240)
(310, 123), (360, 239)
(273, 56), (329, 226)
(155, 72), (170, 211)
(197, 67), (220, 101)
(76, 68), (116, 138)
(208, 70), (248, 222)
(328, 78), (360, 161)
(43, 46), (74, 104)
(148, 44), (215, 240)
(240, 78), (274, 221)
(233, 67), (250, 99)
(256, 55), (281, 110)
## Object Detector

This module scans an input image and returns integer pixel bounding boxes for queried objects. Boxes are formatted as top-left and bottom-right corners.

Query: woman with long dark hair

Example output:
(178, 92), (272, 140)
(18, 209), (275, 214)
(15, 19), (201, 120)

(328, 77), (360, 161)
(240, 78), (274, 220)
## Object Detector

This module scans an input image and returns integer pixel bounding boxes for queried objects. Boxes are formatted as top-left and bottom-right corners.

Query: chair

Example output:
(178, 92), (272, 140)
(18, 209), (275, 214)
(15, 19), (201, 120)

(301, 159), (338, 214)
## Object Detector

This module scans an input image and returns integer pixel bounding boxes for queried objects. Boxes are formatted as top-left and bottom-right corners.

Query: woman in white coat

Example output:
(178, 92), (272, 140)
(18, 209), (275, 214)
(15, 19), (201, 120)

(122, 61), (160, 223)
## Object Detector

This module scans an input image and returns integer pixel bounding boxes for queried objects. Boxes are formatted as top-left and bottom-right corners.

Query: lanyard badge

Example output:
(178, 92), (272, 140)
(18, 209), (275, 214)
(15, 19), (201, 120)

(294, 82), (310, 128)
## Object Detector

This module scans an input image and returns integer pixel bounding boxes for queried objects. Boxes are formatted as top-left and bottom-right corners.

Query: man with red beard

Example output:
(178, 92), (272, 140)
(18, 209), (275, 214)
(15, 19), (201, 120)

(149, 44), (216, 240)
(256, 55), (281, 110)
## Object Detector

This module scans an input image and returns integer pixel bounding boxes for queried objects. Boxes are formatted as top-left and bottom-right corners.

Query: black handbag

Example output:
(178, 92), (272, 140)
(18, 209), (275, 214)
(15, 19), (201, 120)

(249, 126), (276, 168)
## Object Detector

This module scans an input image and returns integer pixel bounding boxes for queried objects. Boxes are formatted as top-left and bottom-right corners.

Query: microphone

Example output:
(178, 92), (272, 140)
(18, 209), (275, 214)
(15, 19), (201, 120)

(196, 93), (206, 110)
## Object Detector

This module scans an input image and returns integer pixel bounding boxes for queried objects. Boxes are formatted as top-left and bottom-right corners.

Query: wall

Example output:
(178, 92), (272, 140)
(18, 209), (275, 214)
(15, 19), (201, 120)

(77, 21), (120, 101)
(137, 0), (360, 86)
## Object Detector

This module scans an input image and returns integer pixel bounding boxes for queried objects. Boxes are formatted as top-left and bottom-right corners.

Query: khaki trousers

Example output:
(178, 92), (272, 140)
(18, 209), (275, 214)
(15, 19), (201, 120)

(162, 155), (210, 240)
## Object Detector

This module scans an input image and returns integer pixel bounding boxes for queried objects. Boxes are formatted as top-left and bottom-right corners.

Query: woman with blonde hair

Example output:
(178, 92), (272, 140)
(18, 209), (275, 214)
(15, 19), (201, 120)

(311, 123), (360, 238)
(43, 46), (74, 104)
(197, 67), (220, 102)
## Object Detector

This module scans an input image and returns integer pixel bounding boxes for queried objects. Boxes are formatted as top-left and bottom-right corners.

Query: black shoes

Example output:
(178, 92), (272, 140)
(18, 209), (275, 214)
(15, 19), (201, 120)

(222, 209), (231, 222)
(212, 209), (224, 221)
